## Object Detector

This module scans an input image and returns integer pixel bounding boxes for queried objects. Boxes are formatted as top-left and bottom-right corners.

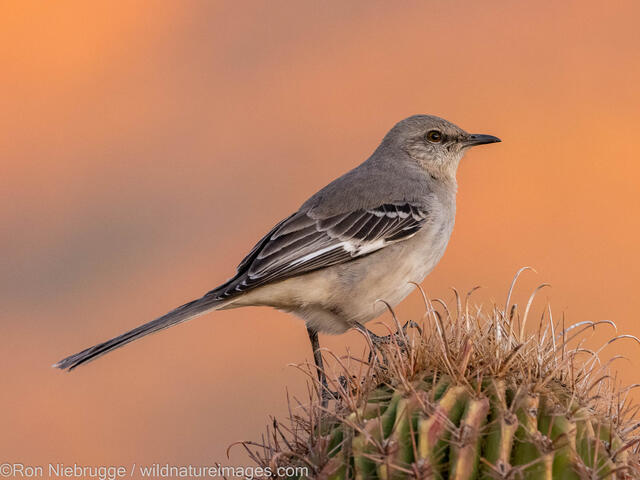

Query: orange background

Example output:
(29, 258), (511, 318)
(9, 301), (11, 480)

(2, 0), (640, 473)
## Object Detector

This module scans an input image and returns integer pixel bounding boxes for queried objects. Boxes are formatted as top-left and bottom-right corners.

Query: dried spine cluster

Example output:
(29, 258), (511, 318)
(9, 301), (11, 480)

(243, 274), (640, 479)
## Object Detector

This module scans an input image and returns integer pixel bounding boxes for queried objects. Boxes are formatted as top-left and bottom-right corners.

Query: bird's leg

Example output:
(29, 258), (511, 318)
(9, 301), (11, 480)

(306, 326), (332, 407)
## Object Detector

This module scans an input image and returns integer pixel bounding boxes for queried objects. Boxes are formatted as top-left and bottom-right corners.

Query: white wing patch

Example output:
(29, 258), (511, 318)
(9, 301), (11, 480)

(342, 238), (388, 255)
(289, 236), (404, 269)
(288, 244), (344, 266)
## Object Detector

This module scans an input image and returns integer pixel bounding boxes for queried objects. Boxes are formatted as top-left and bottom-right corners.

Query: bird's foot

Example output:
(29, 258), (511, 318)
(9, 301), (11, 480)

(319, 376), (351, 405)
(320, 387), (338, 405)
(354, 320), (422, 360)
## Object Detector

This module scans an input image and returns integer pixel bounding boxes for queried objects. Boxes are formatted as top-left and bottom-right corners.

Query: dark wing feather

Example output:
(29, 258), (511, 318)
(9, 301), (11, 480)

(234, 213), (296, 273)
(208, 203), (428, 300)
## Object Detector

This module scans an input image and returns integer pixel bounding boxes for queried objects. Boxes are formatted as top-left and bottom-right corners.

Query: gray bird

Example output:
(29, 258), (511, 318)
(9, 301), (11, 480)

(54, 114), (500, 390)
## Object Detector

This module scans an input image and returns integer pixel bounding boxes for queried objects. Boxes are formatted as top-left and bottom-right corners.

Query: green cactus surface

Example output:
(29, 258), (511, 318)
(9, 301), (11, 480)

(243, 277), (640, 479)
(315, 376), (630, 479)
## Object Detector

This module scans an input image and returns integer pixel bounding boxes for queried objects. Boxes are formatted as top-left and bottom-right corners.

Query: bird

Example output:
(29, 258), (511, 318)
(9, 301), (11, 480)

(54, 114), (500, 395)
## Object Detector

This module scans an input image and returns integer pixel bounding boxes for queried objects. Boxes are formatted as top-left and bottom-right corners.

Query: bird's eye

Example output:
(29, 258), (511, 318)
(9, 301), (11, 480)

(426, 130), (443, 143)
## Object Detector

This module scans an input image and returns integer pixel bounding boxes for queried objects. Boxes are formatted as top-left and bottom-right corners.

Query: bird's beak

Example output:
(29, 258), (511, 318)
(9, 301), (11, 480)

(464, 133), (501, 147)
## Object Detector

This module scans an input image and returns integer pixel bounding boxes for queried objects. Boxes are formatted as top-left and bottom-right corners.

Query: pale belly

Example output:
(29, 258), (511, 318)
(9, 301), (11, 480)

(319, 221), (452, 331)
(233, 218), (454, 334)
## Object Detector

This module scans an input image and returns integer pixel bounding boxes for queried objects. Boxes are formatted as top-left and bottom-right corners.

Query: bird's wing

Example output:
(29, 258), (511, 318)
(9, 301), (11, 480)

(53, 202), (429, 370)
(210, 203), (429, 300)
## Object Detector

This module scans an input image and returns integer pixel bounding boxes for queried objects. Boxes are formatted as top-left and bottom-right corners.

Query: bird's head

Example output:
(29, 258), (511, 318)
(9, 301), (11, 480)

(381, 114), (500, 179)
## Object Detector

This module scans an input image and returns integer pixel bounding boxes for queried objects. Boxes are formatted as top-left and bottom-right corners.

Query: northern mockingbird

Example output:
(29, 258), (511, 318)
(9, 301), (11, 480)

(54, 115), (500, 392)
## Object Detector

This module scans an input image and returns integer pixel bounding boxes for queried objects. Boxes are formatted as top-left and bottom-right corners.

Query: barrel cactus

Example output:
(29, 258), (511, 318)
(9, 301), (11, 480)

(242, 277), (640, 479)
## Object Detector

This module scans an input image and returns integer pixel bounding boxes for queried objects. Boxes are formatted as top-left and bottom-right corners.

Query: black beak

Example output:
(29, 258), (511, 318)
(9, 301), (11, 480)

(464, 133), (501, 147)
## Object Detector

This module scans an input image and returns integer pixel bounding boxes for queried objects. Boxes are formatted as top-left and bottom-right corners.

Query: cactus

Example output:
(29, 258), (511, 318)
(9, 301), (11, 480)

(242, 275), (640, 479)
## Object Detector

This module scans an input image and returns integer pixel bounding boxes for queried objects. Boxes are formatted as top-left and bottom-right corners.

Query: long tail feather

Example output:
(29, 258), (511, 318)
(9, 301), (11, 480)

(53, 296), (224, 371)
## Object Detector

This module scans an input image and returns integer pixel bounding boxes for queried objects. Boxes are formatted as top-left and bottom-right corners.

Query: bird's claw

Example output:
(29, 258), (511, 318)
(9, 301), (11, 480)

(355, 320), (422, 361)
(321, 387), (339, 404)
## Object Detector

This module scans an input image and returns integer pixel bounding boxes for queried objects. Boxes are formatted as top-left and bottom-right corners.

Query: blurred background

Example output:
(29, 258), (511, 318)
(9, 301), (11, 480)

(2, 0), (640, 474)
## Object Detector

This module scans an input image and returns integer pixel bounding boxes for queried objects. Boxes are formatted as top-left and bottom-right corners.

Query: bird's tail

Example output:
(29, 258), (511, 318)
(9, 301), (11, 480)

(53, 295), (226, 371)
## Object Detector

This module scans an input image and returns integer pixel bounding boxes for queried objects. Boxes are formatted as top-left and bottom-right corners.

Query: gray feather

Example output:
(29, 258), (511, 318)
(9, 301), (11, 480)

(53, 295), (223, 370)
